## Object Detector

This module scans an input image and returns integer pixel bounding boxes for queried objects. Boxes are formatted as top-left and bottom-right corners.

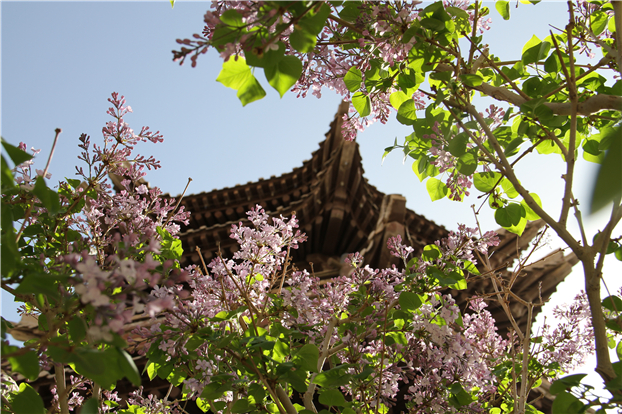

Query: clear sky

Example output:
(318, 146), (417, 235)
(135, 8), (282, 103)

(2, 0), (621, 393)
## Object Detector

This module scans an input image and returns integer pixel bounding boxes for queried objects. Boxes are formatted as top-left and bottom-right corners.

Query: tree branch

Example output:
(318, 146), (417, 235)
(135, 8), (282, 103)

(433, 63), (622, 115)
(304, 316), (338, 413)
(557, 5), (578, 228)
(465, 102), (583, 253)
(475, 83), (622, 115)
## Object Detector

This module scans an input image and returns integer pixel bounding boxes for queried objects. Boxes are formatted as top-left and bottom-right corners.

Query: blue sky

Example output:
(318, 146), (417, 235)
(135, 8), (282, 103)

(2, 1), (594, 231)
(2, 0), (621, 390)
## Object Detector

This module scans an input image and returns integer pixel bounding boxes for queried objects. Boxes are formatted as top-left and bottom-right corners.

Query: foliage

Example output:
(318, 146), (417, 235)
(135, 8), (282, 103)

(1, 93), (189, 413)
(170, 0), (622, 412)
(0, 93), (597, 414)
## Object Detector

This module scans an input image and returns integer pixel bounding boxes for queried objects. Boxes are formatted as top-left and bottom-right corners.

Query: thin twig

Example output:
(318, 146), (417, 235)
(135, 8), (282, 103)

(42, 128), (62, 180)
(375, 302), (389, 414)
(164, 177), (193, 227)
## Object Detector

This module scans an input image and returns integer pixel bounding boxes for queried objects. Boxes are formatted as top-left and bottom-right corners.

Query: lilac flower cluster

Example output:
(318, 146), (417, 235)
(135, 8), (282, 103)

(135, 209), (514, 412)
(11, 143), (47, 190)
(126, 387), (183, 414)
(534, 291), (595, 374)
(12, 93), (190, 345)
(172, 1), (492, 142)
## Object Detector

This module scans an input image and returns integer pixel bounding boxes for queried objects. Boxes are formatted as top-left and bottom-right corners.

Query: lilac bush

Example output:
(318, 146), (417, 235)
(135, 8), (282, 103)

(172, 1), (622, 411)
(0, 91), (600, 414)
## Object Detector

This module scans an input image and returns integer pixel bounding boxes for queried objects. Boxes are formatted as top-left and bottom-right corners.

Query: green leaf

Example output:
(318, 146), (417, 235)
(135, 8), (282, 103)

(520, 193), (542, 220)
(422, 244), (442, 261)
(412, 156), (439, 182)
(279, 366), (308, 392)
(495, 1), (510, 20)
(495, 203), (525, 227)
(265, 56), (302, 98)
(33, 177), (60, 216)
(590, 10), (609, 37)
(1, 154), (16, 191)
(551, 391), (585, 414)
(352, 92), (371, 117)
(68, 316), (86, 343)
(495, 203), (527, 235)
(170, 0), (175, 8)
(549, 374), (588, 394)
(396, 99), (417, 125)
(248, 383), (266, 404)
(220, 9), (245, 28)
(237, 74), (267, 106)
(602, 295), (622, 312)
(449, 383), (475, 408)
(245, 42), (285, 68)
(1, 318), (12, 340)
(421, 17), (446, 32)
(216, 57), (252, 90)
(313, 365), (353, 387)
(8, 350), (40, 381)
(463, 260), (480, 276)
(319, 389), (347, 407)
(11, 383), (45, 414)
(521, 35), (551, 65)
(292, 343), (319, 373)
(211, 26), (240, 47)
(298, 3), (331, 35)
(81, 398), (100, 414)
(273, 339), (289, 363)
(344, 67), (363, 93)
(501, 178), (519, 199)
(544, 53), (560, 73)
(2, 140), (33, 166)
(116, 347), (141, 386)
(533, 104), (553, 121)
(460, 74), (484, 87)
(447, 270), (467, 290)
(14, 273), (68, 300)
(426, 177), (448, 201)
(447, 133), (469, 157)
(290, 28), (317, 53)
(399, 291), (422, 311)
(72, 347), (120, 389)
(201, 382), (233, 400)
(473, 172), (502, 192)
(617, 340), (622, 361)
(456, 150), (478, 176)
(590, 126), (621, 213)
(211, 307), (247, 322)
(338, 2), (361, 22)
(196, 398), (210, 413)
(398, 71), (424, 90)
(231, 398), (253, 413)
(390, 91), (410, 111)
